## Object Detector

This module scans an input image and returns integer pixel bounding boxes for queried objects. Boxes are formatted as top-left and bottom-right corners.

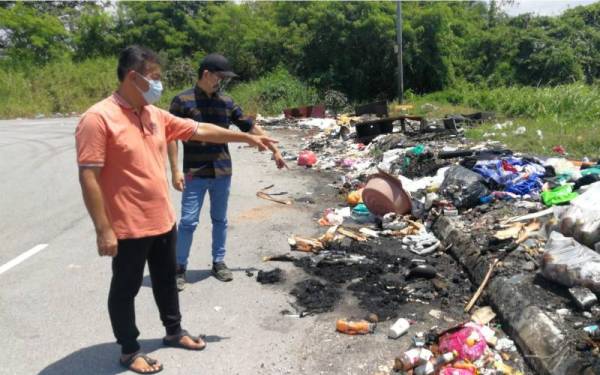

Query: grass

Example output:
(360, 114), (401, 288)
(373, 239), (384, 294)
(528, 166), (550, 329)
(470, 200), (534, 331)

(390, 83), (600, 159)
(227, 66), (320, 116)
(0, 60), (317, 118)
(0, 57), (117, 118)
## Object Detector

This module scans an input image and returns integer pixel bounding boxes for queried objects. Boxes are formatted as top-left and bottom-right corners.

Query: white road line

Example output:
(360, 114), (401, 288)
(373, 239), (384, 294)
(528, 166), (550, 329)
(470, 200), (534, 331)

(0, 244), (49, 275)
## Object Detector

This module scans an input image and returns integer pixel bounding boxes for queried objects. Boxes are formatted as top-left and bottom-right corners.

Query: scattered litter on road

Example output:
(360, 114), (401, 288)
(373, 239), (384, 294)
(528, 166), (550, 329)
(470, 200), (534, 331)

(256, 268), (284, 284)
(256, 184), (293, 205)
(336, 318), (376, 335)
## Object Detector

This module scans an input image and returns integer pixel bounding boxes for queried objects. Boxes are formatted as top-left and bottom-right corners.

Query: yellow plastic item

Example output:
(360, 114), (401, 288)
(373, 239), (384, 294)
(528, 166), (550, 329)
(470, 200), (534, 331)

(494, 361), (522, 375)
(346, 189), (363, 206)
(337, 114), (352, 126)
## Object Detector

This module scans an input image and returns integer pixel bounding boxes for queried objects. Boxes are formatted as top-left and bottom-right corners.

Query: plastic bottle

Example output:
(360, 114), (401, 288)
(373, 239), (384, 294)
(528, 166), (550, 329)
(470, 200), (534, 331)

(335, 319), (375, 335)
(388, 318), (410, 339)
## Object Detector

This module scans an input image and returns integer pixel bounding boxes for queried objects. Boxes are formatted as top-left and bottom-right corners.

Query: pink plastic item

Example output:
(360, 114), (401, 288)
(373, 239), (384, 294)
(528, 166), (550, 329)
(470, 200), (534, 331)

(362, 171), (411, 216)
(297, 150), (317, 167)
(438, 326), (488, 361)
(439, 368), (475, 375)
(341, 158), (357, 168)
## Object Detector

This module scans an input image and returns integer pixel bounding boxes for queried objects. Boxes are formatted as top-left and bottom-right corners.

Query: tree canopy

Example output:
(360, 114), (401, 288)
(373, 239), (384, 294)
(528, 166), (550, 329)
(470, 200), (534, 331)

(1, 1), (599, 101)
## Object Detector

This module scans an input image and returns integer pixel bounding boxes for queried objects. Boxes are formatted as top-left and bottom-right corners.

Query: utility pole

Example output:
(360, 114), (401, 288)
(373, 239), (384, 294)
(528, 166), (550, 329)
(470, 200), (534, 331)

(396, 1), (404, 104)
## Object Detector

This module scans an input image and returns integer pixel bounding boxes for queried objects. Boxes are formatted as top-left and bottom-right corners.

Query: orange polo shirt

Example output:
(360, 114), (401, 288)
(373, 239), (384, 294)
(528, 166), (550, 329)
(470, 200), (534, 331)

(75, 93), (198, 239)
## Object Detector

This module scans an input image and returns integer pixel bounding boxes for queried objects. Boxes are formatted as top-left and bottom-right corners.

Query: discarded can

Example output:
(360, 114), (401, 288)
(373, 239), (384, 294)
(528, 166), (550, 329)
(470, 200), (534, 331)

(336, 319), (375, 335)
(388, 318), (410, 339)
(414, 361), (435, 375)
(395, 348), (433, 371)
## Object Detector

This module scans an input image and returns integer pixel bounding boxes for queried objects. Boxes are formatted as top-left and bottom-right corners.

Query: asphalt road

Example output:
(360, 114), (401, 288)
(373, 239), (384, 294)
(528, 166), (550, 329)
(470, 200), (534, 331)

(0, 118), (339, 375)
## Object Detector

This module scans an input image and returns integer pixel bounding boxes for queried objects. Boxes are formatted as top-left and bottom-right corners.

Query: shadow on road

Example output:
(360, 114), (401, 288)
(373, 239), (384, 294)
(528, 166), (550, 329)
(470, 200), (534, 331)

(141, 269), (212, 288)
(141, 267), (259, 288)
(38, 339), (162, 375)
(185, 269), (213, 284)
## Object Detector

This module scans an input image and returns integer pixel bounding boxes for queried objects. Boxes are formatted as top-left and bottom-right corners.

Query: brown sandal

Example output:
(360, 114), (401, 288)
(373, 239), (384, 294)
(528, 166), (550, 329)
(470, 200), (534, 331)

(163, 329), (206, 351)
(119, 352), (163, 374)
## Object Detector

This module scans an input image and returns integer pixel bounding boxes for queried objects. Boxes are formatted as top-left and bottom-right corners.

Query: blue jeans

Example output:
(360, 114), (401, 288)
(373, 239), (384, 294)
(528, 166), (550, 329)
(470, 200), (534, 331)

(176, 175), (231, 267)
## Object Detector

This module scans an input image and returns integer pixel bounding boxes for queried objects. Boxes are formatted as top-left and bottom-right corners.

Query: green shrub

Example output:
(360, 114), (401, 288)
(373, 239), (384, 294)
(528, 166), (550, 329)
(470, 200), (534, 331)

(0, 57), (116, 118)
(227, 66), (320, 115)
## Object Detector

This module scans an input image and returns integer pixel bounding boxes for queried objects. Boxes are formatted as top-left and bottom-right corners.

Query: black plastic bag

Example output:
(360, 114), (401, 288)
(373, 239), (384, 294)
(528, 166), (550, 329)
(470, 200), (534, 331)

(440, 165), (489, 209)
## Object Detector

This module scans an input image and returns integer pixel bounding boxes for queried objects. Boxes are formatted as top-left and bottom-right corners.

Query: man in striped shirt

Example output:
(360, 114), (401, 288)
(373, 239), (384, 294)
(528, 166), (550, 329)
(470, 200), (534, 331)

(167, 53), (286, 288)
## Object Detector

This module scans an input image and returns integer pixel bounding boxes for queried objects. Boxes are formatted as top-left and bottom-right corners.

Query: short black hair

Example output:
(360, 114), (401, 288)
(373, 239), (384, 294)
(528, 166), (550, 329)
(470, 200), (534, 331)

(117, 45), (160, 82)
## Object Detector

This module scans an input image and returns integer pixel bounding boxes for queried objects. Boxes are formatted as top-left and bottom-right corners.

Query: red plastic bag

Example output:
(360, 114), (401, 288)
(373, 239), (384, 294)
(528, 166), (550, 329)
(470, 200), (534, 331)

(552, 145), (566, 155)
(297, 150), (317, 167)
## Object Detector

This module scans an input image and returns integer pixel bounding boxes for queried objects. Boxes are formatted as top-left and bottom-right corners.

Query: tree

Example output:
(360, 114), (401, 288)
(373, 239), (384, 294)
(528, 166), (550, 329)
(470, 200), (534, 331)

(0, 2), (69, 64)
(296, 2), (397, 101)
(116, 1), (215, 58)
(72, 4), (120, 60)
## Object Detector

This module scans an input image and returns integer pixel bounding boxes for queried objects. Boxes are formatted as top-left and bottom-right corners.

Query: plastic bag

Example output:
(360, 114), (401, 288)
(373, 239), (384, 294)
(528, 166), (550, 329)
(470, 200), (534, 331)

(401, 231), (441, 255)
(542, 231), (600, 293)
(558, 181), (600, 247)
(541, 184), (578, 206)
(438, 325), (488, 362)
(297, 150), (317, 167)
(440, 166), (489, 209)
(471, 157), (544, 195)
(544, 158), (580, 179)
(439, 368), (476, 375)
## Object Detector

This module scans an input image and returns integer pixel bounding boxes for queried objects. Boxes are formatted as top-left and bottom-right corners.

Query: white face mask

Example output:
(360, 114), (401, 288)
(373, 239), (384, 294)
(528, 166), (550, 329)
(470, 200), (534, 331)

(135, 72), (163, 105)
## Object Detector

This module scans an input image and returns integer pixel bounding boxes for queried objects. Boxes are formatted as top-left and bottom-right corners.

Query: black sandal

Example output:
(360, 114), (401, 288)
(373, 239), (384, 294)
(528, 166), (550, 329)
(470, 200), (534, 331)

(119, 352), (163, 374)
(163, 329), (206, 351)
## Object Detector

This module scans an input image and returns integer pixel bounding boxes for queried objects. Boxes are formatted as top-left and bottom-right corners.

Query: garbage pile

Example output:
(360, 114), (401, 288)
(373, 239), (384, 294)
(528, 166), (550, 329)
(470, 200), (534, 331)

(391, 320), (521, 375)
(257, 107), (600, 373)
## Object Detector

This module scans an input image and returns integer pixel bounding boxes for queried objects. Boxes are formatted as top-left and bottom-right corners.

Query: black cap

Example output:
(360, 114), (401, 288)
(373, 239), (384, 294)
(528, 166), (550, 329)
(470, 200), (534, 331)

(199, 53), (237, 78)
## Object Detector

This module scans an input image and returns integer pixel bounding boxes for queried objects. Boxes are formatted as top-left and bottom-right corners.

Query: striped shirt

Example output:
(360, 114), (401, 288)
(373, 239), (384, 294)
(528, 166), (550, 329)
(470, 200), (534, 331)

(169, 85), (254, 178)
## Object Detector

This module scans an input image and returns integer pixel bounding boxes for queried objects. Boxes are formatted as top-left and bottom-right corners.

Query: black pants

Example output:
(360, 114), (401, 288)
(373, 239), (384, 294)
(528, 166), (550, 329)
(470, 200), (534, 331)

(108, 226), (182, 354)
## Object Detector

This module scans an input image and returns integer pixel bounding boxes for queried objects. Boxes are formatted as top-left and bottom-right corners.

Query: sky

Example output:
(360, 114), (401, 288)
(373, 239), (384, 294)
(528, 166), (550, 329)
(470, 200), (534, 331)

(501, 0), (599, 16)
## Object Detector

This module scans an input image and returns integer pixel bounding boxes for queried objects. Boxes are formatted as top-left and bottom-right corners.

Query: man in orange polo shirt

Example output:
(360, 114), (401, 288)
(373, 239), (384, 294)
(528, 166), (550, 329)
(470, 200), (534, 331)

(76, 45), (277, 374)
